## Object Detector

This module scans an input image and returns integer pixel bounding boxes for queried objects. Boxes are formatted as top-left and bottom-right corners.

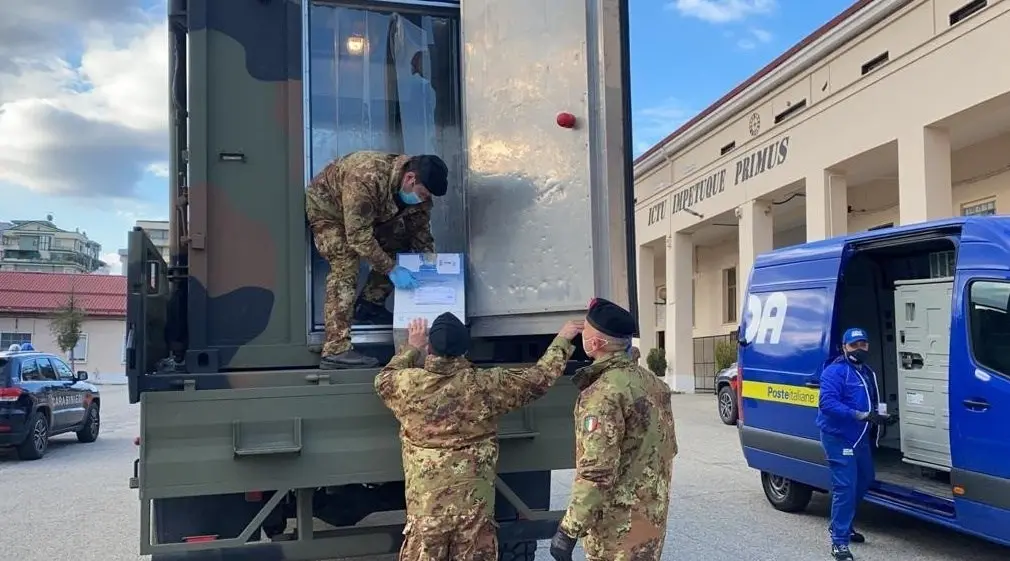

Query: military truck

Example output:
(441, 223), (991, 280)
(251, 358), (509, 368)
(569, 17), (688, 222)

(126, 0), (636, 559)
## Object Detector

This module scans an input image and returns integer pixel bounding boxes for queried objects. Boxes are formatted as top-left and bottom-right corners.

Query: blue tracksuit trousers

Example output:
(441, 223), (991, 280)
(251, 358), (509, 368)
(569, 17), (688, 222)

(821, 433), (875, 545)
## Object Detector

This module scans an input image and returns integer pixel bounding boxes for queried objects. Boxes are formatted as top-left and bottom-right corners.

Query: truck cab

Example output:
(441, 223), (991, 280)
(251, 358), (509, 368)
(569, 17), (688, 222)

(737, 216), (1010, 547)
(126, 0), (636, 559)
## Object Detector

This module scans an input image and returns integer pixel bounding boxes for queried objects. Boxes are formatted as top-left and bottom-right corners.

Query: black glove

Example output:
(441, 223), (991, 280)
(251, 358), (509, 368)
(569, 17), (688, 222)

(549, 529), (577, 561)
(885, 414), (899, 426)
(865, 411), (890, 425)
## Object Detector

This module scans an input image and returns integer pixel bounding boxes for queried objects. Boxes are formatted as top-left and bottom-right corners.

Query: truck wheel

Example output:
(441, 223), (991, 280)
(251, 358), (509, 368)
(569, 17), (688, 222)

(498, 540), (536, 561)
(77, 404), (100, 443)
(16, 411), (49, 461)
(717, 386), (738, 425)
(760, 471), (813, 513)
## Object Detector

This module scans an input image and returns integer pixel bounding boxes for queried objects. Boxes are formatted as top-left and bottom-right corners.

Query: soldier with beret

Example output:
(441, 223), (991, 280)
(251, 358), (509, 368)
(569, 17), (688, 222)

(375, 312), (584, 561)
(550, 298), (679, 561)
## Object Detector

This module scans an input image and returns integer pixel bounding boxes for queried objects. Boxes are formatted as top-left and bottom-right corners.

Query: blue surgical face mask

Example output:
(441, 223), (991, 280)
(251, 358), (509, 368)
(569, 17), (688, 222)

(399, 189), (422, 205)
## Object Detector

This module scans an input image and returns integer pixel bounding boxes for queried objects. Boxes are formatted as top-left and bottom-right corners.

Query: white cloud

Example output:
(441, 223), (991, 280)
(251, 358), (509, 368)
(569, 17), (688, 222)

(737, 27), (775, 50)
(633, 99), (695, 156)
(146, 162), (170, 177)
(0, 2), (167, 199)
(102, 251), (124, 275)
(668, 0), (777, 24)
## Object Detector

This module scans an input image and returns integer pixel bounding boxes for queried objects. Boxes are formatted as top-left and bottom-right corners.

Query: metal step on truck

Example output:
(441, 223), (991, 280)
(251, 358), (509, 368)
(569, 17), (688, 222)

(125, 0), (637, 559)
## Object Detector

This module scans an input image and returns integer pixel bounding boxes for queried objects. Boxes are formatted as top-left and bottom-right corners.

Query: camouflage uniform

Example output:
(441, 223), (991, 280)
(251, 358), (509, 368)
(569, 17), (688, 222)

(305, 151), (436, 356)
(374, 337), (575, 561)
(559, 351), (678, 561)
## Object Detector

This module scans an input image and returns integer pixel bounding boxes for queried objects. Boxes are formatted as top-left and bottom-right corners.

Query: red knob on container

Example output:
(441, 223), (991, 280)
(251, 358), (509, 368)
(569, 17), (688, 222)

(556, 112), (576, 129)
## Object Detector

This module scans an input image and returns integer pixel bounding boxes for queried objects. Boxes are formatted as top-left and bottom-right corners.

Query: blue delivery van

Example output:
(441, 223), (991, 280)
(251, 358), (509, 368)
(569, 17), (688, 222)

(737, 216), (1010, 547)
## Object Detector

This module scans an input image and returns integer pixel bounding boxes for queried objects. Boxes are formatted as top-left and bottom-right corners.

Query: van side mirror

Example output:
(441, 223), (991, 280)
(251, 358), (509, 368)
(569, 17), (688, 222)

(76, 371), (89, 381)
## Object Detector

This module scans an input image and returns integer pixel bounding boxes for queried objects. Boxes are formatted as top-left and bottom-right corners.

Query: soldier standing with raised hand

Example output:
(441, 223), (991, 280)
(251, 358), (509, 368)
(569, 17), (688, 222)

(306, 151), (449, 370)
(375, 313), (584, 560)
(550, 298), (678, 561)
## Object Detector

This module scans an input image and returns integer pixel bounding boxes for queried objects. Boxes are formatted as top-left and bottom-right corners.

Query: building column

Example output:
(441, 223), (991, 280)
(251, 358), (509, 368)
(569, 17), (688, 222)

(738, 200), (774, 309)
(665, 233), (694, 392)
(806, 170), (848, 242)
(635, 242), (657, 365)
(899, 126), (952, 224)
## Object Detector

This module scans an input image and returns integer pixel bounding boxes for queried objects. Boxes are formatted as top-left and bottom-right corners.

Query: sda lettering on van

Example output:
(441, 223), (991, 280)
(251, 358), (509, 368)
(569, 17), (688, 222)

(742, 291), (788, 345)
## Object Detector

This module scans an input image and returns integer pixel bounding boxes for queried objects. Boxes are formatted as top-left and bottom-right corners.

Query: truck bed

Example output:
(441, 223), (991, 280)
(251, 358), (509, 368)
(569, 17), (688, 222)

(137, 366), (580, 501)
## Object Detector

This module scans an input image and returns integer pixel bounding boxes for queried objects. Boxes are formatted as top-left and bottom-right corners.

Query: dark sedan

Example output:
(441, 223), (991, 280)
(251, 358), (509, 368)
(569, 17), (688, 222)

(0, 350), (101, 460)
(715, 362), (739, 425)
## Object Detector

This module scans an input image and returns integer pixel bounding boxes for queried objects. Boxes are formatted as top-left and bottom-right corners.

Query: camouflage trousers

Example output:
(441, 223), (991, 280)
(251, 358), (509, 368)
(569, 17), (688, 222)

(582, 511), (668, 561)
(307, 218), (409, 357)
(398, 513), (498, 561)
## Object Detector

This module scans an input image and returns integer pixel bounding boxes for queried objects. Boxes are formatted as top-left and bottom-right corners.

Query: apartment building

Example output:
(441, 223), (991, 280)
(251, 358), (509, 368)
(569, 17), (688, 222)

(0, 216), (104, 274)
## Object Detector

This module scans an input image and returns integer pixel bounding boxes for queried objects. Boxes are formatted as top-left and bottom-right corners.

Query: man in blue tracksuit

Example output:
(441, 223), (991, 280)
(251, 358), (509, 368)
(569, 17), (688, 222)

(816, 328), (893, 560)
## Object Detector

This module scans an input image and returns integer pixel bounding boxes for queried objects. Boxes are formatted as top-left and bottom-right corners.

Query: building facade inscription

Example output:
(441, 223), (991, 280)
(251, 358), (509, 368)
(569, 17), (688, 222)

(670, 136), (791, 215)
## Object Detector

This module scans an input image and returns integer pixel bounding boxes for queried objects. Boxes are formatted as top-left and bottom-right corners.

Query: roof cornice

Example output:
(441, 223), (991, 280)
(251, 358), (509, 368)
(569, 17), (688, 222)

(634, 0), (912, 179)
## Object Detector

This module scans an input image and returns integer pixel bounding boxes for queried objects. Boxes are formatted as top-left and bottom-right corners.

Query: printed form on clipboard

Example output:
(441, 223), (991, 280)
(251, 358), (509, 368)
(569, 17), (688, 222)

(392, 252), (466, 329)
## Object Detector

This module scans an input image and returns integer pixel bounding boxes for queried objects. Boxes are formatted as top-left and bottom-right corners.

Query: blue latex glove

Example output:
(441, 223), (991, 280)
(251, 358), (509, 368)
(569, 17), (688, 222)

(388, 266), (419, 290)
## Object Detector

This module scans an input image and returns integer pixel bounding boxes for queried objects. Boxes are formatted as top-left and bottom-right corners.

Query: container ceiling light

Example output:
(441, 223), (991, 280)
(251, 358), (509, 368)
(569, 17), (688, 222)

(346, 35), (367, 56)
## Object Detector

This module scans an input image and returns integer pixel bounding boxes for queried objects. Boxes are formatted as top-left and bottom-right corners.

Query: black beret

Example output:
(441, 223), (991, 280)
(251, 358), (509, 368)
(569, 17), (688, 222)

(586, 297), (637, 338)
(428, 312), (470, 357)
(408, 155), (449, 197)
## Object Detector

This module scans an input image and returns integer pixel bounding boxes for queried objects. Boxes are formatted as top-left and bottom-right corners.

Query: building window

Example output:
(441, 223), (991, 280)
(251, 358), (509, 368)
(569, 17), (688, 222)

(962, 198), (996, 216)
(724, 267), (738, 324)
(860, 51), (889, 76)
(692, 278), (696, 327)
(967, 280), (1010, 377)
(0, 332), (32, 349)
(950, 0), (987, 26)
(774, 99), (807, 124)
(720, 141), (736, 155)
(929, 250), (956, 278)
(69, 333), (89, 363)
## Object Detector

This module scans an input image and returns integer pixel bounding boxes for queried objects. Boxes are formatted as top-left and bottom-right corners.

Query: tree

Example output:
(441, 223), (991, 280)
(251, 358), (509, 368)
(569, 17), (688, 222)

(646, 347), (667, 377)
(50, 289), (86, 371)
(715, 339), (737, 371)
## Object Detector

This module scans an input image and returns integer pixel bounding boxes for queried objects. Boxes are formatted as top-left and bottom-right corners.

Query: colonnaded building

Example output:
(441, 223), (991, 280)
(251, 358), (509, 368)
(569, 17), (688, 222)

(633, 0), (1009, 392)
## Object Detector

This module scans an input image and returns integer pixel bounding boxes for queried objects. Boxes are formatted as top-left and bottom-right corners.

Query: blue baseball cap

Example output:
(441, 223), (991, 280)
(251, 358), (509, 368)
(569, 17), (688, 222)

(842, 328), (868, 345)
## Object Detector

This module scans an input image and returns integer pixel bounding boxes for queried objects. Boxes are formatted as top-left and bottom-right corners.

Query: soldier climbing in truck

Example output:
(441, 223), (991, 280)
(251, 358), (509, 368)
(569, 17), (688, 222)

(125, 0), (637, 560)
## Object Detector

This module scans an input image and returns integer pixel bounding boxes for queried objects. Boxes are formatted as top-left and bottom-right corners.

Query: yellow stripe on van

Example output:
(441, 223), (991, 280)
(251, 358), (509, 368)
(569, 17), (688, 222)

(741, 381), (819, 408)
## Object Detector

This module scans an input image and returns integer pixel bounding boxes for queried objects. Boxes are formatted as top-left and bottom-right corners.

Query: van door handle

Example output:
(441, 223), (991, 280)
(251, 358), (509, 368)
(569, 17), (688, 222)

(804, 381), (820, 388)
(963, 398), (990, 411)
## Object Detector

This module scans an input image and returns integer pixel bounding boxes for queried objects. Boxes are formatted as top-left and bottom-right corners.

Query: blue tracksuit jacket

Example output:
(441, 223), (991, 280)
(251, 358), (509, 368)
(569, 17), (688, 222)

(815, 355), (880, 447)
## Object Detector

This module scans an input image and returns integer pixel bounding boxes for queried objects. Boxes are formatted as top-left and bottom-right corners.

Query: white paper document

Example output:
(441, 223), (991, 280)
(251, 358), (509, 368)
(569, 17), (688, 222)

(412, 285), (457, 306)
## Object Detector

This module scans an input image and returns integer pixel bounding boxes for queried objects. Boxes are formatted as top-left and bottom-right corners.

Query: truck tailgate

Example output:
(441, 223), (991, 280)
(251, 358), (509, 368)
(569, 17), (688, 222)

(138, 369), (579, 500)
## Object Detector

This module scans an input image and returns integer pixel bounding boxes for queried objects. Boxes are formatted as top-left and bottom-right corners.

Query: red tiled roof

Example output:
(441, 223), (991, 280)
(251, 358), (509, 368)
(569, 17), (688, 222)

(634, 0), (876, 166)
(0, 272), (126, 317)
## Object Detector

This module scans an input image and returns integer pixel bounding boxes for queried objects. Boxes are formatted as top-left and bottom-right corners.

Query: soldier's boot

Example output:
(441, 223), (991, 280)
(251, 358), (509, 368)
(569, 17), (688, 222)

(319, 348), (380, 369)
(354, 300), (393, 325)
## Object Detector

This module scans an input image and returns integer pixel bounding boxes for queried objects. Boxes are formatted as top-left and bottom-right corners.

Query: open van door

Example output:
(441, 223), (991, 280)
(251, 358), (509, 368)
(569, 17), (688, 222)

(738, 239), (851, 491)
(949, 271), (1010, 544)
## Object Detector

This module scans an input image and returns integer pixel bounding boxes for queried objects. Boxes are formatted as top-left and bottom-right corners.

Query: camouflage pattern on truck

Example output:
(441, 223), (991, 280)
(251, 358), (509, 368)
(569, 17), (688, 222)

(127, 0), (637, 559)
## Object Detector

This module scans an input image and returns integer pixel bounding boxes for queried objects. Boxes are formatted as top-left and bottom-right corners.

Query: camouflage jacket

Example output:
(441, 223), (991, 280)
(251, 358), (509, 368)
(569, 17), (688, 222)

(559, 351), (678, 539)
(374, 337), (575, 519)
(305, 151), (435, 274)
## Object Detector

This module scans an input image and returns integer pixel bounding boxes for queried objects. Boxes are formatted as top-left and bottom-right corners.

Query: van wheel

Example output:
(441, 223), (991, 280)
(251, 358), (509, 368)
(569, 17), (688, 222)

(717, 386), (738, 425)
(761, 472), (813, 513)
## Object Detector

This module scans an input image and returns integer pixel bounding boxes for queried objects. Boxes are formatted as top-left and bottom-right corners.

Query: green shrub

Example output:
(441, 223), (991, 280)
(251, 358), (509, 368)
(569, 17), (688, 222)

(646, 347), (667, 377)
(715, 339), (737, 371)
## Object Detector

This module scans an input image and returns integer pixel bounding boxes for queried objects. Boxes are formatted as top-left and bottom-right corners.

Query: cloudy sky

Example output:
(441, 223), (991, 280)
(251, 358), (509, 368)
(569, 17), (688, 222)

(0, 0), (851, 274)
